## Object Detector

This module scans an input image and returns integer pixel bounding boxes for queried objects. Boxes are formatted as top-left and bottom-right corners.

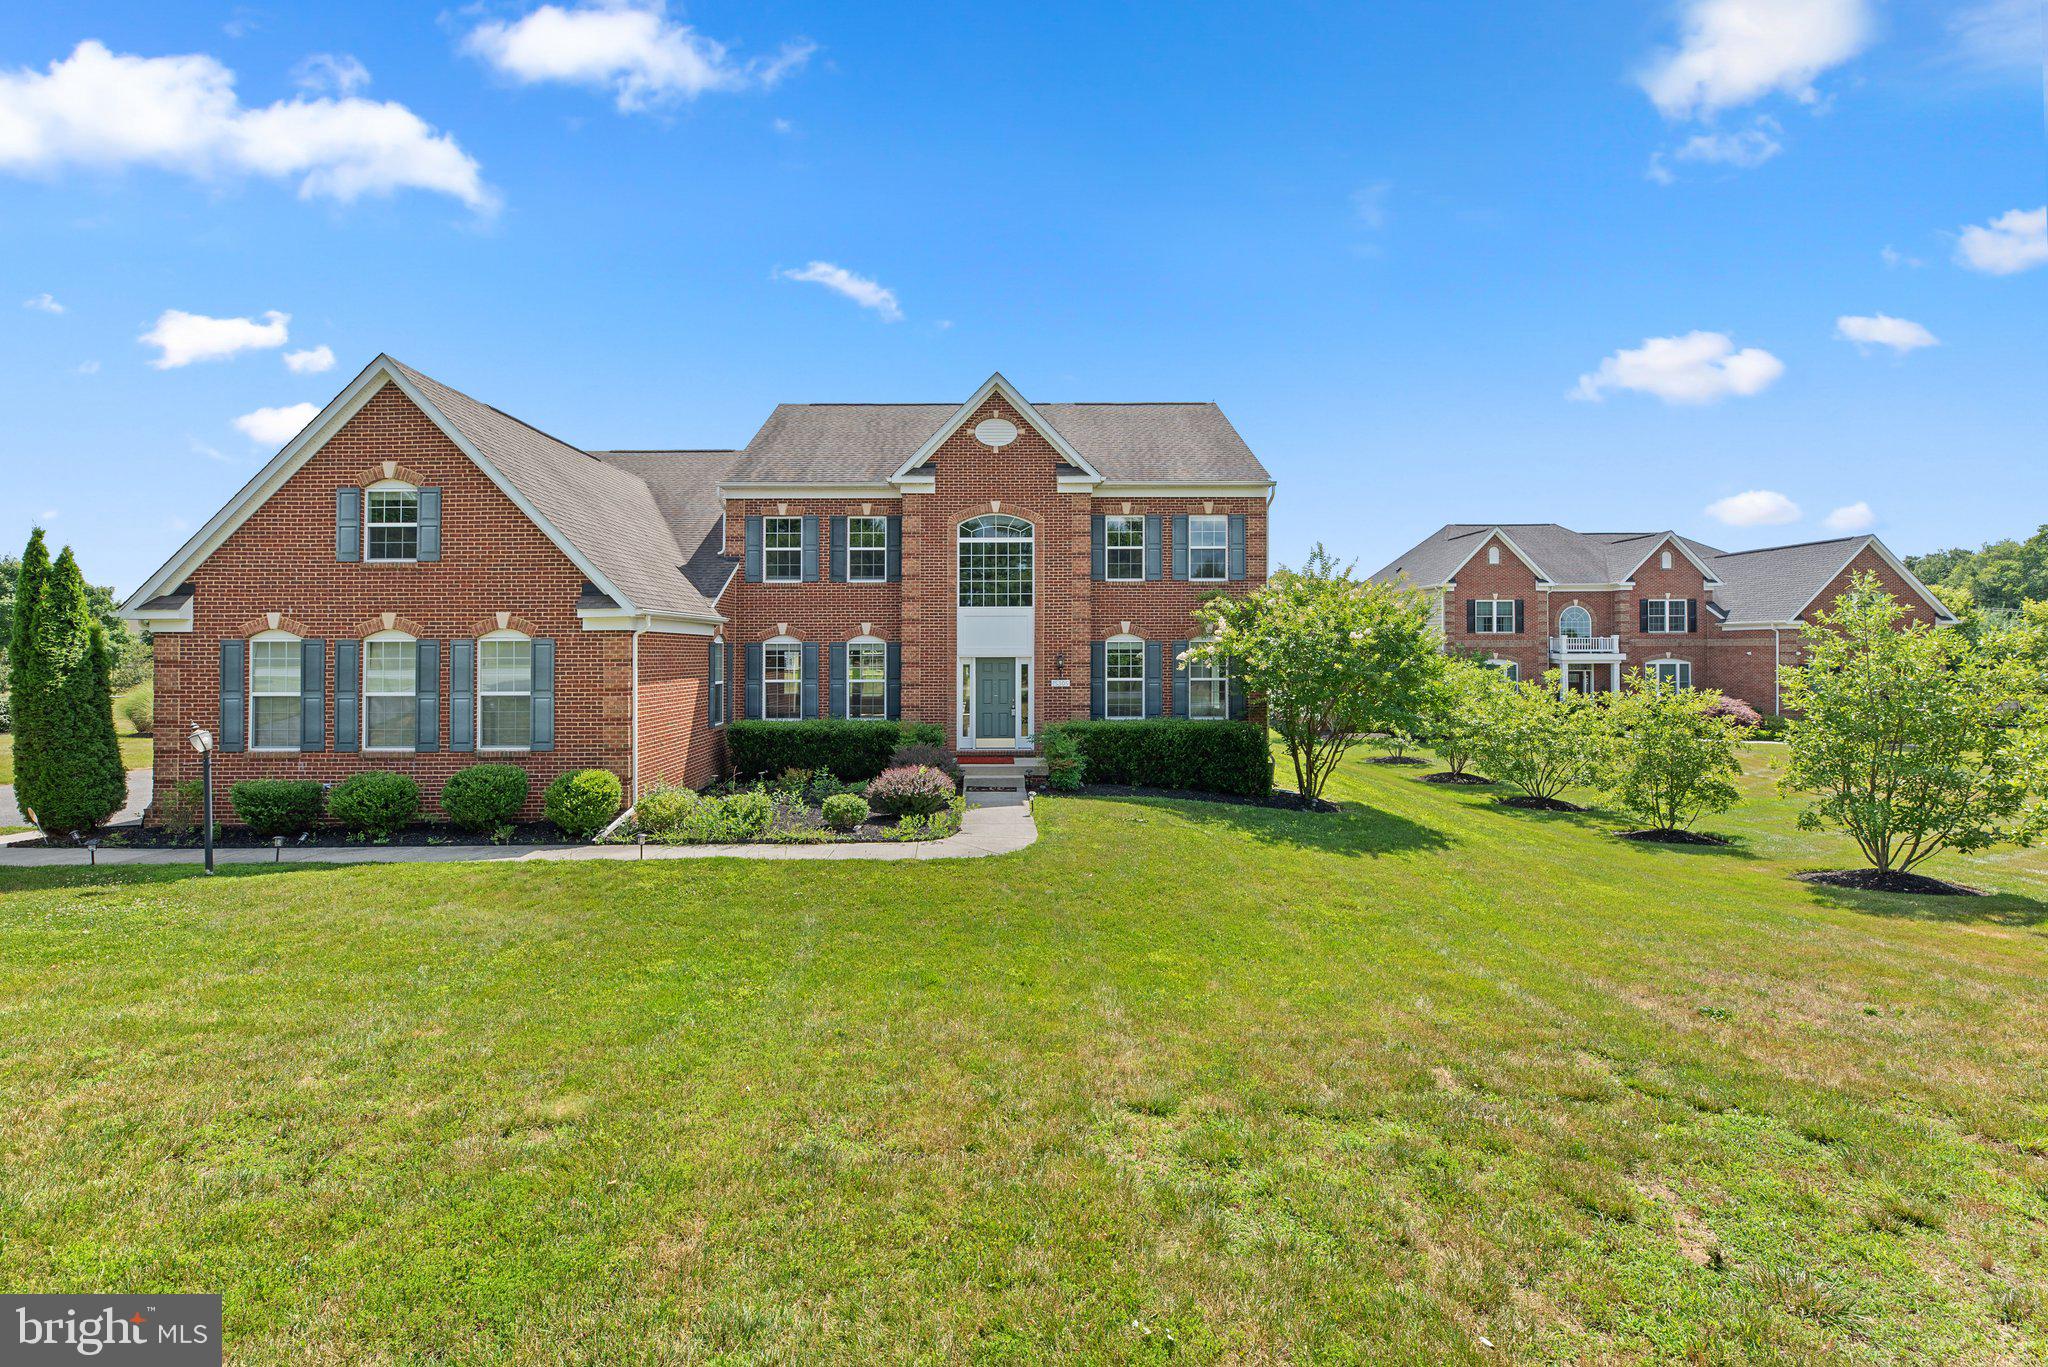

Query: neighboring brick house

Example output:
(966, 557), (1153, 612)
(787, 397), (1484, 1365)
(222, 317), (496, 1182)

(121, 358), (1274, 820)
(1370, 524), (1956, 713)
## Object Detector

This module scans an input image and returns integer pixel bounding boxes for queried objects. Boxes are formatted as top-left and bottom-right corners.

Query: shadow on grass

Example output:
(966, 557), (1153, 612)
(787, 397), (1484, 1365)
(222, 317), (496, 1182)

(0, 860), (350, 894)
(1609, 832), (1761, 862)
(1065, 791), (1450, 858)
(1800, 882), (2048, 928)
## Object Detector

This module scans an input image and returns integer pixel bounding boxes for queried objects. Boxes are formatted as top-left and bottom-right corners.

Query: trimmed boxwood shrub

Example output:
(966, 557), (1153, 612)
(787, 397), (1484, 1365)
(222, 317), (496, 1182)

(633, 785), (698, 835)
(327, 772), (421, 837)
(1044, 720), (1272, 798)
(821, 792), (870, 830)
(229, 779), (324, 837)
(440, 764), (531, 832)
(545, 768), (623, 839)
(866, 765), (956, 817)
(727, 720), (945, 782)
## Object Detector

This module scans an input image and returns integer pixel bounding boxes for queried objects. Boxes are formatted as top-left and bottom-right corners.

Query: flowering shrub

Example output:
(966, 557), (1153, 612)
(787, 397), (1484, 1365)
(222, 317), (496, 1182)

(1703, 695), (1762, 729)
(866, 764), (956, 817)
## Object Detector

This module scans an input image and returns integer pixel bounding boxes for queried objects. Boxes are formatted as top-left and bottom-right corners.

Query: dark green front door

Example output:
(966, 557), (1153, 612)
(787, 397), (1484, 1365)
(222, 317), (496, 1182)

(974, 658), (1015, 741)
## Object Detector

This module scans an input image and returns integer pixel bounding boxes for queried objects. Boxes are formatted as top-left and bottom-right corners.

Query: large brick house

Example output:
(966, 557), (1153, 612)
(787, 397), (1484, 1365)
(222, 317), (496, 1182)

(120, 358), (1274, 818)
(1371, 524), (1956, 712)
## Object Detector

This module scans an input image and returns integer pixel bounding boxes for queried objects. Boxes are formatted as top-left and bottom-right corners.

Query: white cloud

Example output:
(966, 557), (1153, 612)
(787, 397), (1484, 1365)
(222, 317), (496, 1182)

(1880, 245), (1923, 269)
(0, 41), (494, 210)
(188, 437), (231, 463)
(1954, 207), (2047, 275)
(771, 116), (793, 134)
(1823, 501), (1876, 533)
(463, 1), (815, 113)
(1649, 117), (1784, 182)
(140, 308), (288, 368)
(1835, 313), (1938, 354)
(1639, 0), (1871, 118)
(292, 53), (370, 97)
(776, 261), (902, 321)
(283, 344), (335, 374)
(231, 402), (319, 446)
(22, 291), (63, 313)
(1707, 490), (1803, 527)
(1351, 181), (1392, 230)
(1948, 0), (2043, 74)
(1571, 331), (1785, 405)
(38, 508), (58, 522)
(75, 359), (99, 375)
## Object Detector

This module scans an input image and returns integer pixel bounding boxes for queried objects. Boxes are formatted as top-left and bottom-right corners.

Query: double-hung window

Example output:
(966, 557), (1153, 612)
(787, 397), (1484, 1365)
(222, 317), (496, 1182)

(709, 643), (727, 724)
(846, 516), (888, 583)
(1105, 641), (1145, 719)
(763, 516), (803, 583)
(764, 643), (803, 720)
(1645, 598), (1689, 633)
(365, 487), (419, 562)
(250, 637), (302, 750)
(1472, 598), (1516, 633)
(364, 637), (418, 750)
(1187, 515), (1227, 581)
(1105, 515), (1145, 581)
(846, 642), (887, 719)
(1188, 647), (1229, 720)
(479, 637), (534, 750)
(1647, 660), (1692, 689)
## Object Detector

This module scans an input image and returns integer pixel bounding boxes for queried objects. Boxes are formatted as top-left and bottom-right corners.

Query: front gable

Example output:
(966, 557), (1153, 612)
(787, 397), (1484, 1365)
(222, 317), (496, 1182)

(890, 373), (1102, 487)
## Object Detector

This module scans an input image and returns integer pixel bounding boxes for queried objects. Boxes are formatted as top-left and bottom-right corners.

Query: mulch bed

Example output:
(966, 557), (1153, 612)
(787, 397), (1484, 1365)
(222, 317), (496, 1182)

(1617, 828), (1730, 846)
(1067, 784), (1340, 814)
(30, 820), (580, 851)
(1365, 755), (1430, 766)
(1797, 869), (1985, 897)
(1420, 772), (1493, 786)
(1496, 795), (1585, 812)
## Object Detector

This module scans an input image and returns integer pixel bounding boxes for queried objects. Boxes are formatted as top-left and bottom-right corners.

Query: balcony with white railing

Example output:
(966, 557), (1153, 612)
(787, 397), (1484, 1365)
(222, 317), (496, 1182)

(1550, 634), (1623, 660)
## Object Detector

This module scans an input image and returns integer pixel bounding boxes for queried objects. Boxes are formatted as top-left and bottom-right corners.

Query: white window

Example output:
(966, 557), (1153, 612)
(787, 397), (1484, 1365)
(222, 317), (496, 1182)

(764, 642), (803, 720)
(1660, 550), (1673, 570)
(363, 635), (418, 751)
(763, 516), (803, 583)
(479, 635), (534, 750)
(710, 641), (727, 725)
(1647, 660), (1692, 689)
(1105, 515), (1145, 581)
(1105, 640), (1145, 719)
(846, 516), (887, 582)
(1558, 604), (1593, 640)
(1645, 598), (1689, 633)
(959, 515), (1033, 607)
(846, 641), (887, 719)
(1188, 515), (1227, 581)
(1472, 598), (1517, 633)
(365, 484), (419, 562)
(1488, 546), (1501, 565)
(250, 635), (302, 750)
(1188, 645), (1229, 720)
(1488, 658), (1519, 683)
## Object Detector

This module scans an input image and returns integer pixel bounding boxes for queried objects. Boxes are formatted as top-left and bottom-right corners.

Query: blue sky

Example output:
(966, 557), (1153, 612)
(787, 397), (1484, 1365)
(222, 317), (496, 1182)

(2, 1), (2042, 595)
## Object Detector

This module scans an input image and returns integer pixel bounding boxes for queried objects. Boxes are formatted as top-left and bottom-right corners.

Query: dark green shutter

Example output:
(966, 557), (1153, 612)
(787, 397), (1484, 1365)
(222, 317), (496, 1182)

(745, 643), (763, 719)
(744, 517), (763, 582)
(1145, 515), (1163, 580)
(1091, 641), (1107, 719)
(830, 642), (848, 718)
(885, 643), (901, 720)
(417, 488), (442, 562)
(801, 516), (820, 582)
(1091, 515), (1106, 580)
(885, 516), (902, 582)
(1639, 600), (1650, 632)
(1145, 640), (1164, 718)
(334, 640), (360, 752)
(830, 516), (847, 582)
(530, 640), (555, 752)
(220, 639), (245, 752)
(1171, 516), (1189, 580)
(1228, 659), (1248, 720)
(1513, 599), (1526, 634)
(801, 642), (819, 719)
(1466, 599), (1477, 633)
(449, 640), (475, 752)
(1687, 599), (1699, 631)
(724, 643), (735, 722)
(415, 640), (441, 752)
(1172, 640), (1189, 718)
(1227, 515), (1247, 580)
(336, 488), (361, 562)
(299, 639), (325, 751)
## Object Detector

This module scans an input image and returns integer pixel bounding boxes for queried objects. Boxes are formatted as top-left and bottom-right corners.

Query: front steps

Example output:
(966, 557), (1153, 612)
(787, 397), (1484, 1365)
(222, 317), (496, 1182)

(957, 757), (1041, 806)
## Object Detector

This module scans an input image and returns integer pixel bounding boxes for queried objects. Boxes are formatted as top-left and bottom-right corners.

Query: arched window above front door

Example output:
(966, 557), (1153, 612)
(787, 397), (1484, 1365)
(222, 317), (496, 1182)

(1558, 604), (1593, 640)
(958, 515), (1033, 607)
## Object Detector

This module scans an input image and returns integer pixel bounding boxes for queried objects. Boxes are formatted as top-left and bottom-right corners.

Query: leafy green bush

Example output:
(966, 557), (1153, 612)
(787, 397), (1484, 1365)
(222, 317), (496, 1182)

(1038, 726), (1085, 792)
(821, 792), (870, 830)
(866, 765), (956, 816)
(633, 785), (699, 835)
(156, 779), (206, 839)
(229, 779), (324, 836)
(326, 772), (421, 837)
(727, 720), (945, 782)
(545, 769), (623, 839)
(675, 790), (774, 842)
(1752, 713), (1790, 741)
(1043, 720), (1271, 798)
(120, 684), (154, 737)
(1600, 676), (1743, 833)
(440, 764), (531, 831)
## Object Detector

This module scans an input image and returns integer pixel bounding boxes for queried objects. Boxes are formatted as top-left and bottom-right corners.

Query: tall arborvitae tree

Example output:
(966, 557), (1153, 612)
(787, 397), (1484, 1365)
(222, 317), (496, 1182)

(8, 530), (52, 801)
(16, 545), (127, 837)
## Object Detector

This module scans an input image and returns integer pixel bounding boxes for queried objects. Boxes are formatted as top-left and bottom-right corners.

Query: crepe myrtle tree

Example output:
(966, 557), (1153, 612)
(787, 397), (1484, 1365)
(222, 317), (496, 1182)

(1186, 545), (1442, 802)
(1420, 656), (1512, 779)
(1600, 672), (1744, 833)
(1781, 576), (2048, 876)
(1466, 670), (1607, 804)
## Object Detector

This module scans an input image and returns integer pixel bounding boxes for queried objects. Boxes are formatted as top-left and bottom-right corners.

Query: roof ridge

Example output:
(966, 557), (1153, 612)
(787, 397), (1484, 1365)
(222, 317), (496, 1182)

(388, 357), (604, 464)
(1713, 534), (1870, 559)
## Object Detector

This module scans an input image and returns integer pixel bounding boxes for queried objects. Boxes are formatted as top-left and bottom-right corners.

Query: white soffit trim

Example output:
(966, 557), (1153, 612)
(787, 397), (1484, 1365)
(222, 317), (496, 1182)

(1618, 533), (1722, 586)
(889, 371), (1104, 483)
(719, 482), (899, 498)
(579, 610), (720, 635)
(1443, 527), (1550, 584)
(1786, 536), (1957, 624)
(1090, 482), (1275, 498)
(119, 355), (638, 616)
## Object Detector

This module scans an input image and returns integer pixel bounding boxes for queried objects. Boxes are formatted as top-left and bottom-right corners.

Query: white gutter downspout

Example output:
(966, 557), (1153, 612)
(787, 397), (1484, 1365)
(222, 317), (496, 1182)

(630, 620), (644, 803)
(1771, 626), (1782, 715)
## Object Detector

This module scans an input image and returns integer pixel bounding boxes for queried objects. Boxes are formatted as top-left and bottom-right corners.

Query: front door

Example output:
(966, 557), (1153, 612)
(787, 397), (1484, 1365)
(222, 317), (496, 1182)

(1567, 664), (1599, 695)
(974, 657), (1017, 744)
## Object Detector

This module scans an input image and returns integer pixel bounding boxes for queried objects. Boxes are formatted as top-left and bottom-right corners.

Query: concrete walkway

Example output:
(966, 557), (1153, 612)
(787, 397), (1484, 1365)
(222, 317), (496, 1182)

(0, 794), (1037, 869)
(0, 770), (151, 830)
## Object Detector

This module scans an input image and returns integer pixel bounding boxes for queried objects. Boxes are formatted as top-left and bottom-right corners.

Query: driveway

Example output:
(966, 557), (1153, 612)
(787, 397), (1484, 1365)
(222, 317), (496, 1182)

(0, 770), (151, 830)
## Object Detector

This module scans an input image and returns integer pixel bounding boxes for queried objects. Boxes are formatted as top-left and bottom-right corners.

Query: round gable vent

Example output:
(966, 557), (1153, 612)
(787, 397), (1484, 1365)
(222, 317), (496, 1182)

(973, 417), (1019, 448)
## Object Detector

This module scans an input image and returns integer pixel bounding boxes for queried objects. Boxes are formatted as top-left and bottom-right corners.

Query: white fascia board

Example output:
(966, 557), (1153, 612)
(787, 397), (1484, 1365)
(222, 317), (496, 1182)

(1540, 583), (1630, 592)
(578, 609), (721, 635)
(1785, 537), (1957, 625)
(889, 371), (1104, 482)
(1617, 533), (1723, 586)
(124, 601), (194, 632)
(719, 482), (899, 499)
(1442, 527), (1551, 585)
(1089, 482), (1273, 498)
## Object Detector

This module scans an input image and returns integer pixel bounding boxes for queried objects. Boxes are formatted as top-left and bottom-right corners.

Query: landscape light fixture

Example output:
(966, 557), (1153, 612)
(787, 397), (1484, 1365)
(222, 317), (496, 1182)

(189, 724), (217, 874)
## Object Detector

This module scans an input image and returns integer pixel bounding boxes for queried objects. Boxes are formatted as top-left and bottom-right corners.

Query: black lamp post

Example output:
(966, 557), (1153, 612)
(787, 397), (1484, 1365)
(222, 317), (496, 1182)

(189, 724), (216, 874)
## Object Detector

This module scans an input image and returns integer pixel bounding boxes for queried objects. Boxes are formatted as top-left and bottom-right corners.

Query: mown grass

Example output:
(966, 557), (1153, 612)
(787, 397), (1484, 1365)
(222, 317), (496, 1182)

(2, 743), (2046, 1362)
(0, 681), (153, 785)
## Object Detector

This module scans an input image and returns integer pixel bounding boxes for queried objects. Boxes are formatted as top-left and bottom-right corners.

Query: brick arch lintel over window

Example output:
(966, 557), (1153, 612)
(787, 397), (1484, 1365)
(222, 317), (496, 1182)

(235, 612), (313, 637)
(354, 461), (429, 487)
(466, 611), (544, 637)
(350, 612), (430, 638)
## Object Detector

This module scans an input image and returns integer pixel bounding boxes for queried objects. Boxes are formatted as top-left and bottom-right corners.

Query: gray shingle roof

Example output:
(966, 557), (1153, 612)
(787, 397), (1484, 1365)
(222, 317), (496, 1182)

(1702, 536), (1910, 623)
(728, 401), (1270, 485)
(388, 360), (720, 620)
(589, 450), (744, 601)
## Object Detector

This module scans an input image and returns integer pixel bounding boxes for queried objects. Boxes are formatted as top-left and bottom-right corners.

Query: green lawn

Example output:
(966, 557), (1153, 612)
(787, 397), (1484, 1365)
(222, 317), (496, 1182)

(3, 745), (2046, 1362)
(0, 680), (152, 785)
